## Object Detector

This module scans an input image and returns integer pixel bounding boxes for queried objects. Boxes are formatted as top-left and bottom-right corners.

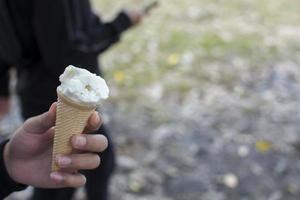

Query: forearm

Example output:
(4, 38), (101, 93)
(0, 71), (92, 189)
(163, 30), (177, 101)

(0, 140), (27, 198)
(108, 11), (133, 37)
(77, 12), (131, 53)
(62, 0), (132, 54)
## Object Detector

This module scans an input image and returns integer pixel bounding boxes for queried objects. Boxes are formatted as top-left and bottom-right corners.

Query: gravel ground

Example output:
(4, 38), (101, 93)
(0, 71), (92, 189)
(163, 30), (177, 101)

(2, 0), (300, 199)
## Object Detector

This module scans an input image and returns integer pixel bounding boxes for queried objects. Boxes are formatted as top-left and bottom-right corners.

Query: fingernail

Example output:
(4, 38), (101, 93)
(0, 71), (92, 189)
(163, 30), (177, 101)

(50, 172), (64, 182)
(92, 112), (100, 127)
(75, 136), (86, 147)
(57, 156), (71, 167)
(49, 102), (56, 112)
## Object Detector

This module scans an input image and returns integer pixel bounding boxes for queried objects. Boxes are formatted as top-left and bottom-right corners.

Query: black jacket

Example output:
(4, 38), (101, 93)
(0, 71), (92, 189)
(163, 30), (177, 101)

(0, 140), (27, 199)
(0, 0), (131, 112)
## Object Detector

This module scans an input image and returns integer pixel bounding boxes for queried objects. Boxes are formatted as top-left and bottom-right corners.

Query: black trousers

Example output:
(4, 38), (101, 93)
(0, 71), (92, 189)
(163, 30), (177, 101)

(20, 96), (116, 200)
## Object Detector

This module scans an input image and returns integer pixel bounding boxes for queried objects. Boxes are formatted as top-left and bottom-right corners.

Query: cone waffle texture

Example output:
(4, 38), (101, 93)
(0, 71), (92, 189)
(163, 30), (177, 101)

(52, 91), (95, 171)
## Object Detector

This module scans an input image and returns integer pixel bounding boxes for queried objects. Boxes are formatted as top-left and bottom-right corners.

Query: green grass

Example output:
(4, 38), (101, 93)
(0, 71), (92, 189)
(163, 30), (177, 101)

(92, 0), (300, 107)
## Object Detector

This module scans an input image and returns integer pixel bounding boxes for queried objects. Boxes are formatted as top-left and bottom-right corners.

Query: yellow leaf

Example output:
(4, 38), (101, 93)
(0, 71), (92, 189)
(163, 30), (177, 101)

(287, 183), (298, 194)
(129, 180), (142, 193)
(255, 140), (272, 153)
(113, 70), (125, 83)
(167, 54), (180, 66)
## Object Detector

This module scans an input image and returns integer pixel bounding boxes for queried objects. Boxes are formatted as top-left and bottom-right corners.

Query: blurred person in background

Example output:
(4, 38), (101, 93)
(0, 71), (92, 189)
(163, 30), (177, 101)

(0, 0), (143, 199)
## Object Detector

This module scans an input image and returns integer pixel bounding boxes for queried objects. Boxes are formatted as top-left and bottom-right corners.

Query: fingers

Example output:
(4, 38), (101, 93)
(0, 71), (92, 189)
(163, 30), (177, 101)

(50, 171), (86, 187)
(23, 102), (57, 134)
(55, 153), (100, 170)
(125, 10), (143, 26)
(23, 104), (101, 135)
(48, 110), (105, 188)
(84, 111), (102, 133)
(71, 134), (108, 152)
(23, 104), (100, 135)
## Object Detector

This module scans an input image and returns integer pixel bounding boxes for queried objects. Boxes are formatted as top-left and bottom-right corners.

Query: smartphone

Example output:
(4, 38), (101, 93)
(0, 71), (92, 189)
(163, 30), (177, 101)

(143, 1), (159, 14)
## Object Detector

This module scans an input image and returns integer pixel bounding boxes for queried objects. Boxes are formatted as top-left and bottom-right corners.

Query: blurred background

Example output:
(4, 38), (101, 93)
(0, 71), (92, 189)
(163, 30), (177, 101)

(2, 0), (300, 199)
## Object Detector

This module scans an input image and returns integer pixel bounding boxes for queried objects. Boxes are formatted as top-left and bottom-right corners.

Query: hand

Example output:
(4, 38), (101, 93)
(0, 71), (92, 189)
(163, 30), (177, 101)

(125, 9), (144, 26)
(0, 97), (10, 120)
(3, 102), (108, 188)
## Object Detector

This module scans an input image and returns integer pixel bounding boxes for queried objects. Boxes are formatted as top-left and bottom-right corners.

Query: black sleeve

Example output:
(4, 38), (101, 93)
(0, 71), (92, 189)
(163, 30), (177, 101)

(0, 62), (10, 97)
(32, 0), (132, 76)
(63, 0), (132, 53)
(0, 140), (27, 198)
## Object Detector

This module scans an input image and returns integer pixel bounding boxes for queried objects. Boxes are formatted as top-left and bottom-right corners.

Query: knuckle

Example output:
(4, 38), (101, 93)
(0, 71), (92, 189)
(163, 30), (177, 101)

(23, 118), (33, 127)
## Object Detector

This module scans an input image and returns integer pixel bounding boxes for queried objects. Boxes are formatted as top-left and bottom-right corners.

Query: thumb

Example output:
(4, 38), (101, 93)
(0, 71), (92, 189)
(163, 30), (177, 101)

(23, 102), (57, 134)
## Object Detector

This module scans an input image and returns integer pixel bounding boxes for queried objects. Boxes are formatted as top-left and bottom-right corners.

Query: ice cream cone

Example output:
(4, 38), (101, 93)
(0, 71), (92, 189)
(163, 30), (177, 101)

(52, 90), (96, 171)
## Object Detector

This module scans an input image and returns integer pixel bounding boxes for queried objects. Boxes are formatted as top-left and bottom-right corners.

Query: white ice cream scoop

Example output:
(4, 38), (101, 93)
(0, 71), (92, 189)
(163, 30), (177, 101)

(57, 65), (109, 107)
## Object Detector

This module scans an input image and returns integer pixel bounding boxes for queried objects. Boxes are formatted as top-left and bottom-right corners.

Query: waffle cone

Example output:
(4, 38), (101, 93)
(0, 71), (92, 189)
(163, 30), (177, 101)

(52, 90), (95, 171)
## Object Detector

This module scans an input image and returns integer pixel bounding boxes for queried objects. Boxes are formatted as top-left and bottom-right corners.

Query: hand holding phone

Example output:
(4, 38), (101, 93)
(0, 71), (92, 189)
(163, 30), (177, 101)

(125, 1), (158, 26)
(143, 1), (159, 14)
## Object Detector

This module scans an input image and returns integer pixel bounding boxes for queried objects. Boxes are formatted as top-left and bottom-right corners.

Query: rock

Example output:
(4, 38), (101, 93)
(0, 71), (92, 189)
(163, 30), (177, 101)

(117, 156), (138, 171)
(238, 145), (250, 157)
(222, 173), (239, 189)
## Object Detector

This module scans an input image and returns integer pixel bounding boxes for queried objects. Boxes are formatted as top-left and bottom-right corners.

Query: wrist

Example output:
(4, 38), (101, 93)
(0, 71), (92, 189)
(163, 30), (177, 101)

(0, 140), (27, 193)
(3, 141), (25, 186)
(123, 10), (143, 26)
(111, 11), (133, 34)
(3, 141), (14, 181)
